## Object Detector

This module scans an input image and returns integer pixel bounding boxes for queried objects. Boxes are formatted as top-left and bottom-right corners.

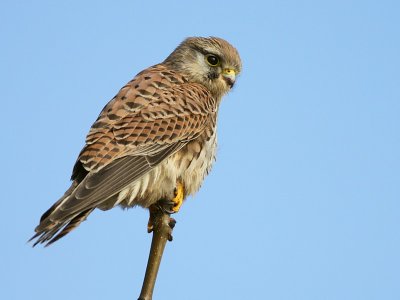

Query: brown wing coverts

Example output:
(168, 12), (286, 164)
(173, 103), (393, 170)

(79, 64), (216, 172)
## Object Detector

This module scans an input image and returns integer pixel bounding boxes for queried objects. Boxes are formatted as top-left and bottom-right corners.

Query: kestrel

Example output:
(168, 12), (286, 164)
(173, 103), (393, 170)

(30, 37), (242, 246)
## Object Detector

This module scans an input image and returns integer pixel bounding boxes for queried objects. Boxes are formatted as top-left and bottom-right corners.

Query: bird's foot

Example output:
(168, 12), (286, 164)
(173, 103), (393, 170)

(147, 204), (176, 241)
(171, 181), (184, 213)
(151, 182), (185, 215)
(146, 182), (183, 240)
(150, 199), (175, 215)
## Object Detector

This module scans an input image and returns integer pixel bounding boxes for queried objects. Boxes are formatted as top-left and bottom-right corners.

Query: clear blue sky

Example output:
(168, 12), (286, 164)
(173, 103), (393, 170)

(2, 1), (399, 299)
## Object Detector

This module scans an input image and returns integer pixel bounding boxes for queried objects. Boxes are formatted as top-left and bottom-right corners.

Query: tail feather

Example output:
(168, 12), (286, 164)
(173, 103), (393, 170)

(29, 179), (95, 247)
(30, 223), (64, 247)
(30, 208), (94, 247)
(46, 208), (94, 246)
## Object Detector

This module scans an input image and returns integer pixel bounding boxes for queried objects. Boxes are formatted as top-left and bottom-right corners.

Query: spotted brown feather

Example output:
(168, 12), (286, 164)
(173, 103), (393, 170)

(80, 65), (216, 172)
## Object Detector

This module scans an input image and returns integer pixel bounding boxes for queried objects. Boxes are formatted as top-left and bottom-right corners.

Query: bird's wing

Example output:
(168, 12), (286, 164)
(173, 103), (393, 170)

(77, 65), (216, 174)
(36, 64), (216, 231)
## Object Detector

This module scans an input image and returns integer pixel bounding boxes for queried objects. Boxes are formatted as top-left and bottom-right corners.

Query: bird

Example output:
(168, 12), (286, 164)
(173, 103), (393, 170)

(30, 36), (242, 247)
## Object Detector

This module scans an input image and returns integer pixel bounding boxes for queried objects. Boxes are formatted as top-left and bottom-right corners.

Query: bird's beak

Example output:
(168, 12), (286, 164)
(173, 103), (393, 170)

(222, 69), (236, 88)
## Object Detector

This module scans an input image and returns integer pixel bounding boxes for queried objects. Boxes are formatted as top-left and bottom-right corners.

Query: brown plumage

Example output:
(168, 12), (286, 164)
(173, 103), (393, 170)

(30, 37), (242, 246)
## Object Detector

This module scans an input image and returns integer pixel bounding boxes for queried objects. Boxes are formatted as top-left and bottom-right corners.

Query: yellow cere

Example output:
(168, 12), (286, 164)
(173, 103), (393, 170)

(223, 69), (236, 75)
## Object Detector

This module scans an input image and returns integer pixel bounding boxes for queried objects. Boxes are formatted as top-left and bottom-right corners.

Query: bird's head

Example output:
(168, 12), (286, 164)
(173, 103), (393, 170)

(164, 36), (242, 100)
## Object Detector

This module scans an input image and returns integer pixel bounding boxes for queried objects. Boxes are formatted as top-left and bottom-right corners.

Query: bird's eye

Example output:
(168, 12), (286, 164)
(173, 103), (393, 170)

(205, 54), (220, 66)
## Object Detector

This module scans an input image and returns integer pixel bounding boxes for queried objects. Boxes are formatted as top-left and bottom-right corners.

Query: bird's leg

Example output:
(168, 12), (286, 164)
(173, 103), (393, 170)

(149, 181), (185, 216)
(147, 181), (184, 233)
(171, 181), (184, 213)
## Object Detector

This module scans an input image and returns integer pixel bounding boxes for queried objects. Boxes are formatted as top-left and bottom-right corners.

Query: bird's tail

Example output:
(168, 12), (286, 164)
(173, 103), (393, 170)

(29, 208), (94, 247)
(29, 182), (94, 247)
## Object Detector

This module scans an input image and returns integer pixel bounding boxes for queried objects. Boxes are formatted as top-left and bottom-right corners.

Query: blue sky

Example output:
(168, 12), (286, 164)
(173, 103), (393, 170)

(2, 1), (399, 299)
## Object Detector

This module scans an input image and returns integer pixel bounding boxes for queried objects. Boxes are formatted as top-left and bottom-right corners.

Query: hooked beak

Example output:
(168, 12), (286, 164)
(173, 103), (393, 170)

(222, 68), (236, 88)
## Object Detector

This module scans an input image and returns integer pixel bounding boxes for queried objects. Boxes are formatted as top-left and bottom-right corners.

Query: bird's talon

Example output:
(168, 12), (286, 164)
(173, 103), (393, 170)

(155, 200), (173, 214)
(167, 233), (173, 242)
(168, 218), (176, 229)
(147, 222), (154, 233)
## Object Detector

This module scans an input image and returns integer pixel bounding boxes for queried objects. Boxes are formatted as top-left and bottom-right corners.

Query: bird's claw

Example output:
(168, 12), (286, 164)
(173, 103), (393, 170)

(147, 204), (177, 236)
(147, 182), (183, 237)
(167, 218), (176, 241)
(156, 199), (177, 215)
(153, 182), (185, 215)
